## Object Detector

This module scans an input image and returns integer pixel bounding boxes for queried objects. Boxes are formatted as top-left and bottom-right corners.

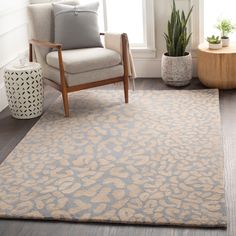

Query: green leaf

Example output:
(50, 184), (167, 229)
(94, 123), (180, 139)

(163, 0), (193, 56)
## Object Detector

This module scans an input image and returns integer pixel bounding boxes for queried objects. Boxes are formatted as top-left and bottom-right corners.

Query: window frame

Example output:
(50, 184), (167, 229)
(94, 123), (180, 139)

(101, 0), (156, 58)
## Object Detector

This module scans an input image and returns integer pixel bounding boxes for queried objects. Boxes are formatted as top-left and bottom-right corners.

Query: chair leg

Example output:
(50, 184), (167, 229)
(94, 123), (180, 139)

(62, 90), (69, 117)
(123, 76), (129, 103)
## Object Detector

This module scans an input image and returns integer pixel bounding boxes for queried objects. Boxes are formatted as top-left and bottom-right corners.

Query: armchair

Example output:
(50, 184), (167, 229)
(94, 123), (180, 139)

(28, 3), (130, 117)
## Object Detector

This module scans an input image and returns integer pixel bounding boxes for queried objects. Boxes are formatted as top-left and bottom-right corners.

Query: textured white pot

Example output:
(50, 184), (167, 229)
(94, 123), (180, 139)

(161, 52), (192, 87)
(208, 43), (222, 50)
(221, 37), (230, 47)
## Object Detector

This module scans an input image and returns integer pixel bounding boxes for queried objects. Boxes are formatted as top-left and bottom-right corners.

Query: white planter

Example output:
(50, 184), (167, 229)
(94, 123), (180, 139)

(221, 37), (230, 47)
(161, 53), (192, 87)
(208, 43), (222, 50)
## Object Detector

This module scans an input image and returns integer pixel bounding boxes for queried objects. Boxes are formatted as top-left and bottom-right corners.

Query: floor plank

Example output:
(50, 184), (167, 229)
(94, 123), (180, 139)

(0, 78), (234, 236)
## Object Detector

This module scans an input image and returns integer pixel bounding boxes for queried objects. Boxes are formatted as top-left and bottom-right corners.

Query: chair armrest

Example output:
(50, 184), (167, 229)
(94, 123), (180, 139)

(29, 39), (62, 49)
(103, 32), (134, 80)
(121, 34), (129, 77)
(29, 39), (67, 88)
(102, 32), (128, 51)
(103, 32), (129, 77)
(29, 39), (63, 64)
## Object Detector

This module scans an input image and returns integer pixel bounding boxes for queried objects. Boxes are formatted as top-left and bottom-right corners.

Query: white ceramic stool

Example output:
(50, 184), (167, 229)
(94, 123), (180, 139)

(4, 62), (43, 119)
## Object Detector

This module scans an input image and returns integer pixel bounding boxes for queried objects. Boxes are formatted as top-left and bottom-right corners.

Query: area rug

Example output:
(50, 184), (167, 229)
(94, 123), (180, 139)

(0, 89), (227, 227)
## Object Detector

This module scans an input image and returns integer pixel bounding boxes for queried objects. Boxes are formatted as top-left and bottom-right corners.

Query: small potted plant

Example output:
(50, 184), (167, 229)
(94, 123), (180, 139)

(207, 35), (222, 50)
(216, 18), (236, 47)
(162, 0), (193, 87)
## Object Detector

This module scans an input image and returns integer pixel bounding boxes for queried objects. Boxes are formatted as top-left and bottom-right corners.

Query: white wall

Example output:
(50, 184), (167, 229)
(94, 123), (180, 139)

(134, 0), (203, 78)
(204, 0), (236, 41)
(0, 0), (29, 112)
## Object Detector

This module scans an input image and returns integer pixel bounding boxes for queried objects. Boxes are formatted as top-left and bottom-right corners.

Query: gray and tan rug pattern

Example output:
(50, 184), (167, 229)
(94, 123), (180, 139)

(0, 90), (226, 227)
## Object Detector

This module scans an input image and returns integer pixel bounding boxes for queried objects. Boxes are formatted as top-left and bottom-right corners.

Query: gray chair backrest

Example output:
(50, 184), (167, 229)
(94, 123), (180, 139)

(28, 3), (54, 66)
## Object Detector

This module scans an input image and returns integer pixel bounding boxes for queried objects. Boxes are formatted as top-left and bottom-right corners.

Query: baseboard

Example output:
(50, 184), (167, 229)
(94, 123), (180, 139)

(134, 58), (198, 78)
(0, 82), (8, 112)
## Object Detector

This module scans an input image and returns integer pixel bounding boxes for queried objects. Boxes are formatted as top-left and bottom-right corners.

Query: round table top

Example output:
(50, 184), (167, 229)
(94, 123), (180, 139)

(5, 62), (41, 72)
(198, 42), (236, 54)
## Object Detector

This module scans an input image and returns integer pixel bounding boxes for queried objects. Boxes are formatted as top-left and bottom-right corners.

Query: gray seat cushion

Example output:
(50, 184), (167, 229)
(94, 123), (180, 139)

(46, 47), (122, 74)
(44, 64), (124, 87)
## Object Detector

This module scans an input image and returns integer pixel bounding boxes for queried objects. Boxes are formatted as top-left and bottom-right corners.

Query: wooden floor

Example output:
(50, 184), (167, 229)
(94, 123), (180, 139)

(0, 78), (235, 236)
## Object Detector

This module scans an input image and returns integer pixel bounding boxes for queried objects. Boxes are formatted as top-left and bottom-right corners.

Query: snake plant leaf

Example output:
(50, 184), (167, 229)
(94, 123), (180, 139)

(168, 21), (172, 39)
(184, 33), (192, 50)
(181, 10), (185, 24)
(164, 0), (193, 56)
(183, 6), (193, 29)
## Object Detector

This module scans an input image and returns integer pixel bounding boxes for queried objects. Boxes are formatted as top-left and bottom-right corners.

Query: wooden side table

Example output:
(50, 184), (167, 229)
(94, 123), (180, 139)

(4, 62), (43, 119)
(198, 43), (236, 89)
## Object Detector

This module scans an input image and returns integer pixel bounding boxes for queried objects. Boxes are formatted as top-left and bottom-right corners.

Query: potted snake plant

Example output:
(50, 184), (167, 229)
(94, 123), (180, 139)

(162, 0), (193, 86)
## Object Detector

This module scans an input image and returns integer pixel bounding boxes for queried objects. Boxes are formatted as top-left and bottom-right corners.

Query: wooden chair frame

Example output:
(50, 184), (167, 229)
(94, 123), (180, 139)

(29, 33), (129, 117)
